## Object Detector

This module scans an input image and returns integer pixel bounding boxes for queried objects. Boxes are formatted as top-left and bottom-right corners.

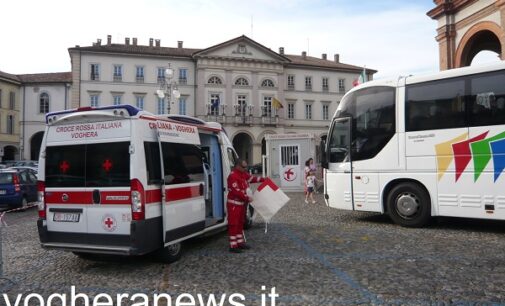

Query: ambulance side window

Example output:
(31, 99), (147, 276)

(227, 148), (237, 171)
(144, 142), (162, 185)
(46, 144), (86, 187)
(161, 143), (204, 185)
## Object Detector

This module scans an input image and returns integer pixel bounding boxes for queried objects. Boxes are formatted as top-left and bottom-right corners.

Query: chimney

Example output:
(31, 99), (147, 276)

(178, 41), (183, 48)
(155, 39), (161, 47)
(133, 37), (137, 46)
(302, 51), (307, 59)
(279, 47), (284, 55)
(322, 53), (327, 60)
(125, 37), (130, 45)
(334, 54), (340, 63)
(96, 38), (102, 46)
(107, 35), (111, 45)
(149, 38), (154, 47)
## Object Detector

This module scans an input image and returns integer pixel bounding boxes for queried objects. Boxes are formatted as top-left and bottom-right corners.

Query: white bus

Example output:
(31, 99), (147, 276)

(322, 62), (505, 227)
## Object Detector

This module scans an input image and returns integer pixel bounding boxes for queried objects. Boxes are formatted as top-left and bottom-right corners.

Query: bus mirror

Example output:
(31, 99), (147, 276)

(320, 138), (328, 169)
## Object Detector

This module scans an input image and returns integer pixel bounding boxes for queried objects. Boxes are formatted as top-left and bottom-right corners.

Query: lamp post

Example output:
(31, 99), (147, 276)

(156, 63), (180, 114)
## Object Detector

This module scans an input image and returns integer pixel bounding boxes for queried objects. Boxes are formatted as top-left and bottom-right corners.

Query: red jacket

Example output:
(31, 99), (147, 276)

(227, 169), (249, 204)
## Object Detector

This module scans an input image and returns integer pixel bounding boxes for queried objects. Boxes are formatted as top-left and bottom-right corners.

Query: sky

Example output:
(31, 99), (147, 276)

(0, 0), (500, 79)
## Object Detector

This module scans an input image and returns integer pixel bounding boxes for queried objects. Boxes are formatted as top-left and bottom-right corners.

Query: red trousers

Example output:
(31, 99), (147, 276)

(227, 202), (245, 248)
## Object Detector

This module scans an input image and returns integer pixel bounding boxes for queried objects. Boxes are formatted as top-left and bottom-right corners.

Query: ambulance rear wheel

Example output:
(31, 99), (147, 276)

(159, 243), (182, 263)
(244, 205), (254, 230)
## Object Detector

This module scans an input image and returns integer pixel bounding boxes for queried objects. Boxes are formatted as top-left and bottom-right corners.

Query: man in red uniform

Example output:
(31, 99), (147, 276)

(227, 159), (265, 253)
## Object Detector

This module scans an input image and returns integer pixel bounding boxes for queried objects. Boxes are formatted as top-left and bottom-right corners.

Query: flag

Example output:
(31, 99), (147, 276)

(250, 178), (289, 224)
(353, 67), (367, 87)
(211, 95), (220, 110)
(272, 97), (284, 109)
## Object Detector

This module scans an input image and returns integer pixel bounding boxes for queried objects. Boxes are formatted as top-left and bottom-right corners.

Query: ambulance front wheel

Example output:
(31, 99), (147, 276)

(159, 243), (182, 263)
(244, 205), (254, 230)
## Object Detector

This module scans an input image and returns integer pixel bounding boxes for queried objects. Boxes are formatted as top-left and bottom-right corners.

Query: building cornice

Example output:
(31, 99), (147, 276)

(427, 0), (478, 20)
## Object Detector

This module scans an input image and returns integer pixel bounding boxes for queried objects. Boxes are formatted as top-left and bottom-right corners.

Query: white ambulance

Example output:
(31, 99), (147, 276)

(37, 105), (240, 262)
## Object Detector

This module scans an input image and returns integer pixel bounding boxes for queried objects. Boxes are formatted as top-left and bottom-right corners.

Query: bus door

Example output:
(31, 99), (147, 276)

(325, 117), (354, 210)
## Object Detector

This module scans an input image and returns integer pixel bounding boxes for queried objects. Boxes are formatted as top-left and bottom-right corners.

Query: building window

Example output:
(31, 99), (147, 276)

(113, 65), (122, 82)
(113, 95), (122, 105)
(179, 68), (188, 85)
(322, 104), (329, 120)
(90, 64), (100, 80)
(210, 94), (220, 115)
(7, 115), (14, 134)
(39, 93), (50, 113)
(322, 77), (329, 91)
(90, 94), (99, 107)
(157, 67), (165, 84)
(178, 97), (187, 115)
(9, 92), (15, 110)
(287, 75), (295, 90)
(235, 78), (249, 86)
(288, 103), (295, 119)
(338, 79), (346, 92)
(261, 79), (274, 87)
(136, 95), (145, 109)
(305, 104), (312, 119)
(263, 96), (272, 117)
(305, 77), (312, 90)
(0, 89), (2, 108)
(157, 97), (165, 115)
(236, 95), (247, 116)
(208, 76), (222, 84)
(136, 66), (144, 83)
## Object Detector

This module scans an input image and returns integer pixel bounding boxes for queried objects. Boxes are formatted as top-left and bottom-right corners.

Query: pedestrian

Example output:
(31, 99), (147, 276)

(226, 159), (265, 253)
(305, 170), (317, 204)
(304, 158), (314, 195)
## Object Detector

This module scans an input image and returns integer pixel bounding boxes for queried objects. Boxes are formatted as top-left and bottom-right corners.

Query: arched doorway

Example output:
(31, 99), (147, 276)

(30, 131), (45, 160)
(232, 132), (253, 164)
(455, 21), (505, 68)
(3, 146), (17, 161)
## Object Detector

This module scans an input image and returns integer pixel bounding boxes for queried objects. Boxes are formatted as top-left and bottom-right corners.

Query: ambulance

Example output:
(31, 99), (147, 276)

(37, 105), (240, 262)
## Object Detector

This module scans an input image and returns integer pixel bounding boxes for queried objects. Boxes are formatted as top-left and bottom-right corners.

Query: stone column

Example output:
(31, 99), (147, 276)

(436, 24), (456, 70)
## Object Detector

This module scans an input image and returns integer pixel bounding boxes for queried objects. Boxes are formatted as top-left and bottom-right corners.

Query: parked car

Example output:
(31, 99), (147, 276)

(0, 169), (38, 209)
(13, 160), (38, 167)
(9, 166), (38, 174)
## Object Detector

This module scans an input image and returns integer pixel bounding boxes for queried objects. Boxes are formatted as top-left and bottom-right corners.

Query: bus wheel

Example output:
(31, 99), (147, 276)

(244, 204), (254, 230)
(159, 243), (182, 263)
(387, 182), (431, 227)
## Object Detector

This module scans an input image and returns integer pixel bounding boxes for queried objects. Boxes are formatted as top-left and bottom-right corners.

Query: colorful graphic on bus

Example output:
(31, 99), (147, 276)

(436, 131), (505, 182)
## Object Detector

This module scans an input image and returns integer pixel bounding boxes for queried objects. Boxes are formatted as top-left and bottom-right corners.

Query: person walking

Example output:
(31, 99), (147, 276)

(226, 159), (265, 253)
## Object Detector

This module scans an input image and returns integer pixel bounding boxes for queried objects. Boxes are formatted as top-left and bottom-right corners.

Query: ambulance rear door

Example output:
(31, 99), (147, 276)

(156, 120), (206, 245)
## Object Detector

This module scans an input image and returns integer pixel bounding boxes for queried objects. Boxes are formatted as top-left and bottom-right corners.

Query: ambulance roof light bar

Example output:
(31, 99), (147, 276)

(46, 105), (142, 124)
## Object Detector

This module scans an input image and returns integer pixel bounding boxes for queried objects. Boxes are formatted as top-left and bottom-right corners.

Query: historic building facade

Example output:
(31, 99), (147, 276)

(0, 71), (21, 161)
(69, 35), (375, 164)
(18, 73), (72, 160)
(428, 0), (505, 70)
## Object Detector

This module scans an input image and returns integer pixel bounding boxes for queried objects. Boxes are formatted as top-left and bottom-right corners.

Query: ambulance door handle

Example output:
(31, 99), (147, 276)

(199, 183), (204, 196)
(92, 189), (101, 204)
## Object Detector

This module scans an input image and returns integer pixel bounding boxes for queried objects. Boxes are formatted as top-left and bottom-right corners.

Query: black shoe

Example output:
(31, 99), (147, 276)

(239, 244), (251, 250)
(229, 248), (243, 253)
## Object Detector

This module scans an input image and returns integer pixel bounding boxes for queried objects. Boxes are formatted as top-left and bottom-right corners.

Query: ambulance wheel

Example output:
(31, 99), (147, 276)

(387, 182), (431, 228)
(244, 205), (254, 230)
(159, 243), (182, 263)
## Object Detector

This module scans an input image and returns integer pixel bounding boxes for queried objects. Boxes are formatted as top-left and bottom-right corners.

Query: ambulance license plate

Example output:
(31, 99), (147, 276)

(53, 212), (80, 222)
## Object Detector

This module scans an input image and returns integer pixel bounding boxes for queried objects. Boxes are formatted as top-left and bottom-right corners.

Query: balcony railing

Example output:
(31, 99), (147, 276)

(233, 104), (254, 126)
(322, 85), (329, 92)
(179, 78), (187, 85)
(136, 76), (144, 83)
(287, 84), (295, 90)
(205, 104), (227, 123)
(305, 84), (312, 91)
(113, 75), (122, 82)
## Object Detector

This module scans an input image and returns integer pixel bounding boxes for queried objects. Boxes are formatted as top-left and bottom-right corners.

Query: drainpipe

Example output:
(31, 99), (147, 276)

(64, 83), (68, 109)
(21, 86), (26, 160)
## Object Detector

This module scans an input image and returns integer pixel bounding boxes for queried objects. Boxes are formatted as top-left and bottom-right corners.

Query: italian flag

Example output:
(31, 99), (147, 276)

(353, 67), (367, 87)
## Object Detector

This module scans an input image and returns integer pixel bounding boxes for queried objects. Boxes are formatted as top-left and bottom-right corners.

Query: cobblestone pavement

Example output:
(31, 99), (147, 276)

(1, 192), (505, 305)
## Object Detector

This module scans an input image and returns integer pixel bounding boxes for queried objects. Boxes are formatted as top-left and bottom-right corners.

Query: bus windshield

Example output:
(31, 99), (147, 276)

(331, 86), (396, 162)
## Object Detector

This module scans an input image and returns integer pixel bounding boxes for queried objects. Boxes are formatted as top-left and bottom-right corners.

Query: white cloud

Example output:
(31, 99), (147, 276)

(0, 0), (439, 78)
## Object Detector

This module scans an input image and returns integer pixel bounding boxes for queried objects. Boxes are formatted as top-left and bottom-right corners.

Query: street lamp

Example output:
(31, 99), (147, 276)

(156, 63), (180, 114)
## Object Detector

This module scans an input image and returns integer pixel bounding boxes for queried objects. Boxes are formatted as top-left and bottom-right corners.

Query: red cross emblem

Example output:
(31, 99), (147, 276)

(102, 215), (117, 232)
(102, 159), (113, 172)
(59, 161), (70, 173)
(284, 168), (296, 181)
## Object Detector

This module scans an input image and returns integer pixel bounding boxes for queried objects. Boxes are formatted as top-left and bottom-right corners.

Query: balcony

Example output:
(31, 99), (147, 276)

(90, 73), (100, 81)
(305, 84), (312, 91)
(136, 76), (144, 83)
(113, 75), (122, 82)
(322, 86), (329, 92)
(179, 78), (187, 85)
(261, 106), (278, 126)
(287, 84), (295, 90)
(205, 104), (227, 124)
(233, 104), (254, 126)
